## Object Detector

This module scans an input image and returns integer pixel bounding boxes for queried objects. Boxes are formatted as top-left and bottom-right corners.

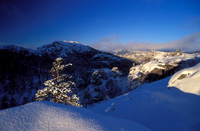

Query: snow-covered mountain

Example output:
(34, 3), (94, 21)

(0, 41), (133, 110)
(0, 44), (36, 55)
(37, 41), (98, 57)
(90, 63), (200, 131)
(36, 41), (133, 73)
(0, 101), (150, 131)
(0, 41), (96, 56)
(0, 41), (133, 74)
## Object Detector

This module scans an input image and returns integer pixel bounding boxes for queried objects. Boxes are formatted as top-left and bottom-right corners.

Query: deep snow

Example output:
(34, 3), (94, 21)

(90, 72), (200, 131)
(0, 101), (150, 131)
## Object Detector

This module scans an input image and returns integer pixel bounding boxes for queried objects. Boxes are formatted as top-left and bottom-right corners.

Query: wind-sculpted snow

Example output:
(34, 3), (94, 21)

(168, 63), (200, 95)
(0, 101), (150, 131)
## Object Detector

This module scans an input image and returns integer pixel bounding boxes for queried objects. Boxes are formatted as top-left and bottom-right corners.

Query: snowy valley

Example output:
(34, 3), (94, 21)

(0, 41), (200, 131)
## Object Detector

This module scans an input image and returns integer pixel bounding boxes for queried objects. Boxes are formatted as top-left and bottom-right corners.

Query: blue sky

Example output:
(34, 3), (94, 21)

(0, 0), (200, 51)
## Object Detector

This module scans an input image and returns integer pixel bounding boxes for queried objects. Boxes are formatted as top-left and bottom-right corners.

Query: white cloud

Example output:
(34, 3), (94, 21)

(91, 34), (125, 51)
(91, 33), (200, 52)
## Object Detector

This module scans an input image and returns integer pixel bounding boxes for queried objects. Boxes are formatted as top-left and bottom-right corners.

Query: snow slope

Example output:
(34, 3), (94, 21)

(90, 76), (200, 131)
(0, 101), (150, 131)
(168, 63), (200, 95)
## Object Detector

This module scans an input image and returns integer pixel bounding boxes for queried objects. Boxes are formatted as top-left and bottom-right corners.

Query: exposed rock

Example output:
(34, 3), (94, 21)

(129, 53), (200, 86)
(177, 74), (188, 80)
(143, 66), (179, 82)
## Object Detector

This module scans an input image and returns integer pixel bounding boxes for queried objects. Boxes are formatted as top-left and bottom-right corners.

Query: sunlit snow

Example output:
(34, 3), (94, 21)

(0, 101), (150, 131)
(168, 63), (200, 95)
(90, 64), (200, 131)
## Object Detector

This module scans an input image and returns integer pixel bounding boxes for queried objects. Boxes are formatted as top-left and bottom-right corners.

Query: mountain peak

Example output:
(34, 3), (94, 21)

(53, 40), (79, 44)
(37, 40), (97, 57)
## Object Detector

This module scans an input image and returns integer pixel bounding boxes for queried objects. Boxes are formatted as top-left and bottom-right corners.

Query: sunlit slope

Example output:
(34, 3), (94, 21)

(91, 65), (200, 131)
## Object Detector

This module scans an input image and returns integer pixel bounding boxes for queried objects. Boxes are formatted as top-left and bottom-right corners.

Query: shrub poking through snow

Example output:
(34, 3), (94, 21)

(35, 58), (81, 107)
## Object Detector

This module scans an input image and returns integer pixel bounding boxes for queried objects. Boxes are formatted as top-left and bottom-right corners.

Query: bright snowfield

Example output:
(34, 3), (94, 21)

(168, 63), (200, 95)
(0, 101), (150, 131)
(90, 63), (200, 131)
(129, 51), (200, 81)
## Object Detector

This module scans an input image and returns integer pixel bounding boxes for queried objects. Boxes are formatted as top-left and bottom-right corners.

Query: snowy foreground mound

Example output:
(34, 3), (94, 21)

(0, 101), (150, 131)
(168, 63), (200, 95)
(90, 77), (200, 131)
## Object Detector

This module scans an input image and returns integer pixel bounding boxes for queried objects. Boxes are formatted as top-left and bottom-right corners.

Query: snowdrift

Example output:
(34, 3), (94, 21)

(0, 101), (150, 131)
(90, 76), (200, 131)
(168, 63), (200, 95)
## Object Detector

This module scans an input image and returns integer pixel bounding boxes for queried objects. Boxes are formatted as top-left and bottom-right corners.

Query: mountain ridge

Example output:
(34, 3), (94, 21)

(0, 40), (134, 110)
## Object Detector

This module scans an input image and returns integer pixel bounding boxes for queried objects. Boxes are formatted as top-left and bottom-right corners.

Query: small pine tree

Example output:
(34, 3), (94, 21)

(35, 58), (81, 107)
(178, 48), (182, 55)
(84, 69), (105, 104)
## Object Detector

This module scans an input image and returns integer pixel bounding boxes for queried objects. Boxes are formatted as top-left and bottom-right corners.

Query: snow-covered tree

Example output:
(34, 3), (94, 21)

(99, 68), (107, 79)
(90, 70), (103, 85)
(35, 58), (81, 107)
(178, 48), (182, 55)
(110, 67), (122, 78)
(82, 68), (125, 105)
(81, 69), (106, 105)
